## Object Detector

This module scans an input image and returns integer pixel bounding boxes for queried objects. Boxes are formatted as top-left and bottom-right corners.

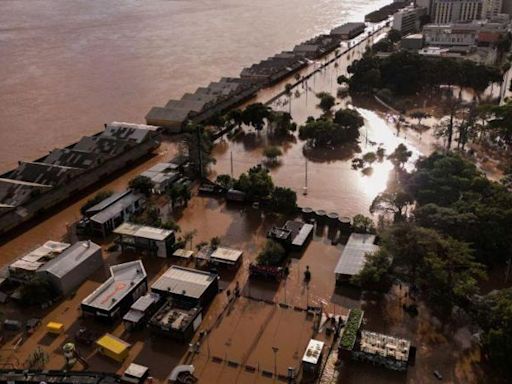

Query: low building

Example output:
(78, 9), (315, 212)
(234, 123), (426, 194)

(36, 240), (103, 295)
(122, 292), (161, 331)
(8, 241), (70, 283)
(400, 33), (424, 50)
(114, 223), (176, 258)
(352, 331), (411, 371)
(96, 333), (130, 363)
(81, 260), (147, 321)
(334, 233), (379, 283)
(85, 190), (145, 238)
(122, 363), (149, 384)
(330, 22), (366, 40)
(140, 163), (180, 194)
(267, 220), (314, 249)
(195, 246), (243, 268)
(151, 266), (218, 308)
(302, 339), (325, 377)
(148, 299), (203, 341)
(392, 6), (426, 35)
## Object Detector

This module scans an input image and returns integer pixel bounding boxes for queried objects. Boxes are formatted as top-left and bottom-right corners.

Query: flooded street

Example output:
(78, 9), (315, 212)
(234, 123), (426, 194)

(0, 0), (390, 172)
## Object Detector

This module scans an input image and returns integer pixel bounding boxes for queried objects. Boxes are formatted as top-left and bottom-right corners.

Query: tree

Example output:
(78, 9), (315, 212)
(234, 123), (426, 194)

(299, 110), (362, 148)
(216, 174), (235, 189)
(333, 108), (364, 130)
(210, 236), (221, 249)
(352, 214), (375, 234)
(225, 109), (243, 129)
(242, 103), (272, 131)
(387, 29), (402, 43)
(161, 219), (180, 232)
(387, 143), (412, 169)
(263, 145), (283, 164)
(167, 183), (191, 208)
(475, 288), (512, 375)
(351, 249), (392, 290)
(316, 92), (336, 114)
(409, 111), (430, 127)
(370, 189), (413, 222)
(234, 165), (274, 200)
(183, 122), (215, 178)
(129, 176), (154, 196)
(337, 75), (349, 85)
(257, 240), (286, 266)
(183, 230), (197, 249)
(269, 111), (297, 136)
(81, 190), (113, 215)
(269, 187), (298, 214)
(20, 277), (58, 306)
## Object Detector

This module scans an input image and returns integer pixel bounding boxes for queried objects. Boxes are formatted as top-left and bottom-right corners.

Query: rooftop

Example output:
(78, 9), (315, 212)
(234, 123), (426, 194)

(89, 192), (143, 225)
(38, 240), (101, 278)
(82, 260), (147, 311)
(358, 331), (411, 362)
(9, 241), (71, 273)
(302, 339), (324, 365)
(334, 233), (379, 276)
(96, 333), (130, 355)
(149, 299), (201, 332)
(151, 266), (217, 299)
(114, 222), (174, 241)
(210, 247), (243, 264)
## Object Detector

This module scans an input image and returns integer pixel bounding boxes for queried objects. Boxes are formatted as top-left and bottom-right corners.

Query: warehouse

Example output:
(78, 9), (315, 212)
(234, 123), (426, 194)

(114, 223), (176, 258)
(81, 260), (147, 321)
(37, 240), (103, 295)
(330, 22), (366, 40)
(151, 266), (218, 308)
(334, 233), (379, 283)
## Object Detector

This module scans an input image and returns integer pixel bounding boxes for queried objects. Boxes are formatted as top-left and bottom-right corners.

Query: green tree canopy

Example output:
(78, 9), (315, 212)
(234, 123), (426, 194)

(129, 176), (154, 196)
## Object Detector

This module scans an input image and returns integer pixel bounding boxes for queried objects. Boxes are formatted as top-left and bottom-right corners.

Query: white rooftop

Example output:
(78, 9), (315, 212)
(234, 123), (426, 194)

(82, 260), (147, 311)
(334, 233), (379, 276)
(9, 241), (70, 272)
(38, 240), (101, 278)
(302, 339), (324, 365)
(210, 247), (243, 264)
(114, 222), (174, 241)
(151, 266), (216, 299)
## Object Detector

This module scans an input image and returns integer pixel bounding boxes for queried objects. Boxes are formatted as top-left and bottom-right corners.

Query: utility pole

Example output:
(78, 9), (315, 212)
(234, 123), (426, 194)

(196, 124), (203, 180)
(303, 159), (308, 195)
(230, 151), (234, 178)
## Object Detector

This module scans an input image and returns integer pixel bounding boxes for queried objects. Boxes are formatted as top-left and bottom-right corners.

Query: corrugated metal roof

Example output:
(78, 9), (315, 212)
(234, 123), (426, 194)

(334, 233), (379, 276)
(114, 222), (174, 241)
(90, 193), (143, 225)
(38, 241), (101, 278)
(151, 266), (216, 299)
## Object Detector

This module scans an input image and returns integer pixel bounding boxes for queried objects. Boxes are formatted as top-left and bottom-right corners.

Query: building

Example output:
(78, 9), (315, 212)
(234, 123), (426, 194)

(122, 363), (150, 384)
(151, 266), (218, 308)
(8, 241), (70, 283)
(334, 233), (379, 283)
(0, 122), (160, 236)
(330, 22), (366, 40)
(0, 370), (122, 383)
(392, 6), (427, 34)
(423, 23), (480, 46)
(148, 299), (203, 341)
(267, 220), (314, 249)
(140, 163), (180, 194)
(432, 0), (484, 24)
(84, 190), (145, 238)
(483, 0), (503, 18)
(195, 246), (243, 268)
(400, 33), (425, 50)
(36, 240), (103, 295)
(114, 223), (176, 258)
(302, 339), (325, 377)
(352, 331), (412, 371)
(122, 292), (161, 331)
(96, 333), (131, 362)
(81, 260), (147, 321)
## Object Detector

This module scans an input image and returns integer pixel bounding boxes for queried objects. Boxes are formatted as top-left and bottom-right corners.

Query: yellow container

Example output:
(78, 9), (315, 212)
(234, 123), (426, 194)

(47, 321), (64, 334)
(96, 333), (130, 363)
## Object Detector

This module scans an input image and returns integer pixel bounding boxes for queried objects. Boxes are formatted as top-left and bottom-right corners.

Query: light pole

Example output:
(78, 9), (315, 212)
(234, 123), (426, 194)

(272, 346), (279, 378)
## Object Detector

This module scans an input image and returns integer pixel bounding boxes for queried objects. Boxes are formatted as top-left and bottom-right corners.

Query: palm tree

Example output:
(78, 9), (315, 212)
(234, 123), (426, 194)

(183, 230), (197, 250)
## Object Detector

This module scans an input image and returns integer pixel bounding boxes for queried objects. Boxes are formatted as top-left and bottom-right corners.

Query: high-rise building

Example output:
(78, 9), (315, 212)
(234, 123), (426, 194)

(483, 0), (503, 18)
(432, 0), (484, 23)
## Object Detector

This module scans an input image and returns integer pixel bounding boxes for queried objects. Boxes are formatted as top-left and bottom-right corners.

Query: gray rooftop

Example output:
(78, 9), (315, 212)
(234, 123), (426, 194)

(89, 192), (143, 225)
(86, 190), (132, 215)
(151, 266), (217, 299)
(82, 260), (147, 311)
(38, 240), (101, 278)
(334, 233), (379, 276)
(330, 22), (366, 35)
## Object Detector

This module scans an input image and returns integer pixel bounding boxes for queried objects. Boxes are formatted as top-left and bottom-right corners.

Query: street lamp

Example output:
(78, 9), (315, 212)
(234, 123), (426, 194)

(272, 346), (279, 377)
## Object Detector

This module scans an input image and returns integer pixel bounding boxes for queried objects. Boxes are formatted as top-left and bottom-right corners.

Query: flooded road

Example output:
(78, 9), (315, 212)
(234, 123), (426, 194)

(0, 0), (390, 172)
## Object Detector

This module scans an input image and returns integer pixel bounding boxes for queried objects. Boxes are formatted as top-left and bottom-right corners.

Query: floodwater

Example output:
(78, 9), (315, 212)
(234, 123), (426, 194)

(0, 0), (389, 173)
